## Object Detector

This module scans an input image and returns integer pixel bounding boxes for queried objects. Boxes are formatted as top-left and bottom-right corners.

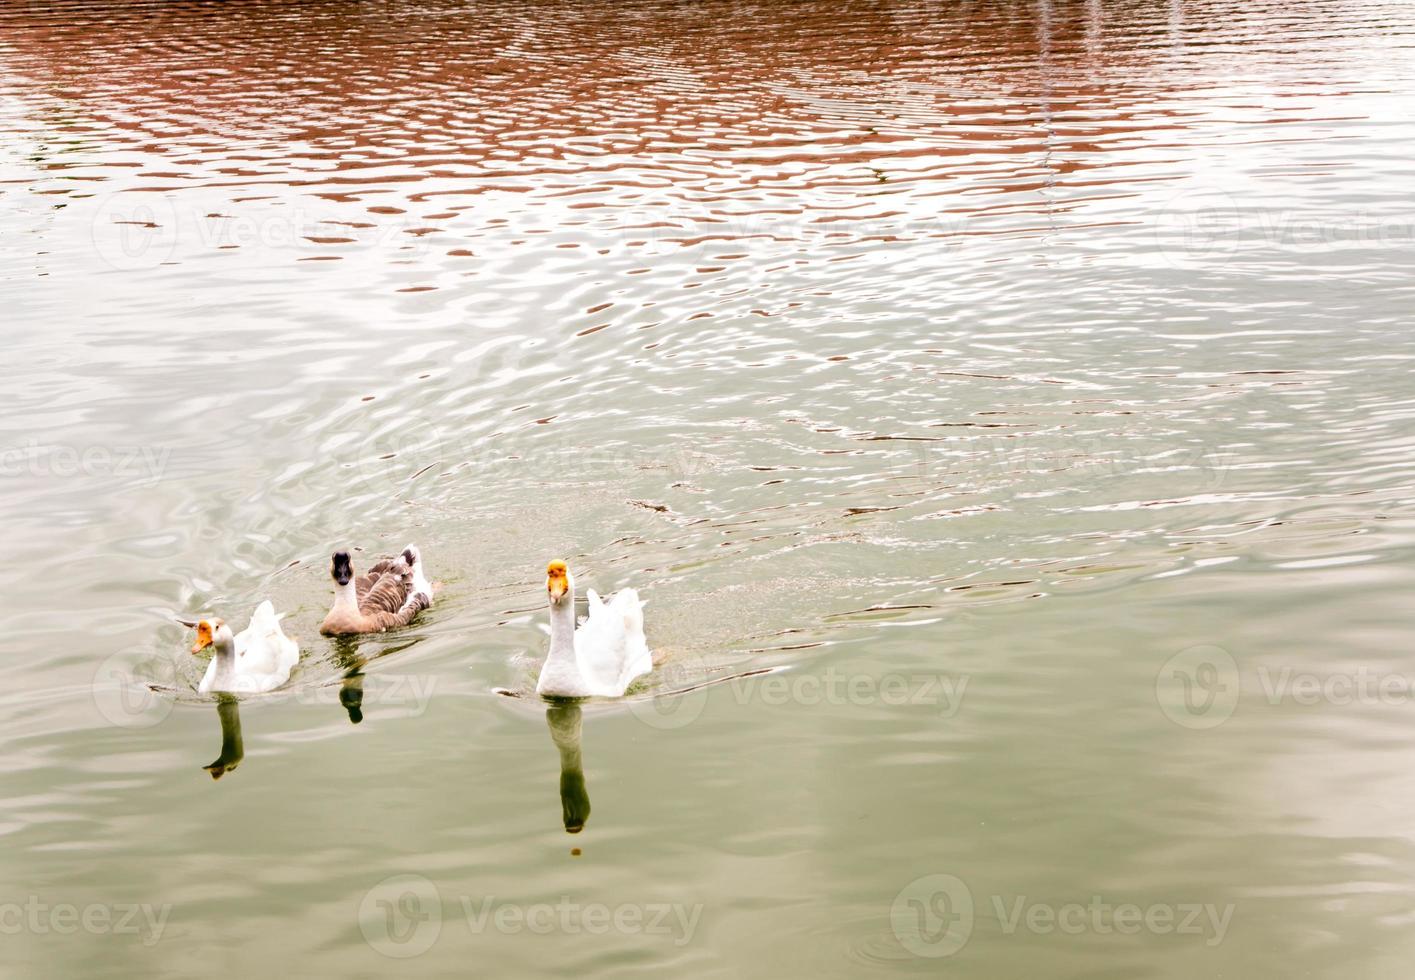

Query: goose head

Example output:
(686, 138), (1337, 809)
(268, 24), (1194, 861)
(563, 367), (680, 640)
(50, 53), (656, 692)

(546, 560), (572, 607)
(190, 618), (232, 655)
(330, 550), (354, 587)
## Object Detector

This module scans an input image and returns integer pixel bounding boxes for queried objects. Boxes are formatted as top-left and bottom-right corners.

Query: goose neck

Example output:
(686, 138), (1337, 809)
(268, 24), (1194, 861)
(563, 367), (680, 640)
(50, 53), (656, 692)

(331, 579), (359, 613)
(547, 591), (577, 663)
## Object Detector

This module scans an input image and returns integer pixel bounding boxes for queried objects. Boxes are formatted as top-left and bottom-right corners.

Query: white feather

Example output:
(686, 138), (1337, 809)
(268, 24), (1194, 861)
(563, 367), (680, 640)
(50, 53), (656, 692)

(197, 600), (300, 695)
(536, 571), (654, 698)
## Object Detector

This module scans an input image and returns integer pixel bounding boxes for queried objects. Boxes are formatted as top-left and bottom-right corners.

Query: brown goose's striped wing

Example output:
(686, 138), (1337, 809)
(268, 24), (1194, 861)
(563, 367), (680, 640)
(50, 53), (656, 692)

(357, 590), (430, 632)
(355, 558), (400, 603)
(359, 561), (412, 616)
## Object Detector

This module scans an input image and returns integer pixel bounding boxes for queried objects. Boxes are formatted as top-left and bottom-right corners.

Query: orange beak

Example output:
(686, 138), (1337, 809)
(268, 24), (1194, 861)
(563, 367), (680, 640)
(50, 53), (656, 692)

(191, 621), (214, 654)
(546, 560), (568, 600)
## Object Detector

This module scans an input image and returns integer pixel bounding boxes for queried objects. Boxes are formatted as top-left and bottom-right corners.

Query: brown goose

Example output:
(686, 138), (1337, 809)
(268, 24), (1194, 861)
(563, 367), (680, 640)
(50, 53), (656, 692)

(319, 545), (434, 636)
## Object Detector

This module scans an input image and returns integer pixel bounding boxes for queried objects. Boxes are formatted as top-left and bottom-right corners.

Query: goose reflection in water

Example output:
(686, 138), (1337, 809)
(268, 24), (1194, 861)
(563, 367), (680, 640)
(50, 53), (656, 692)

(338, 670), (365, 724)
(204, 695), (244, 780)
(327, 636), (367, 725)
(538, 665), (783, 834)
(546, 703), (591, 834)
(328, 636), (421, 725)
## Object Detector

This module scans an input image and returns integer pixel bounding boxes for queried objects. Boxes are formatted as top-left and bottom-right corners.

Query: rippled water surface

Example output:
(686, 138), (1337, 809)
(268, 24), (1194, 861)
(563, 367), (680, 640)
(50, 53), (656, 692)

(3, 0), (1415, 975)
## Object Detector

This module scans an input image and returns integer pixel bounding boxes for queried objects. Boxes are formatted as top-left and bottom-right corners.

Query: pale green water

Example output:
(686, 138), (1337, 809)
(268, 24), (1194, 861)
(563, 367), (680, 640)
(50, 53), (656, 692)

(3, 0), (1415, 975)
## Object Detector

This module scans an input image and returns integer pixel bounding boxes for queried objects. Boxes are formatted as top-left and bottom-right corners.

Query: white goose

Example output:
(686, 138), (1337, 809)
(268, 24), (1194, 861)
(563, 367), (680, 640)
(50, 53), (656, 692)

(536, 560), (653, 698)
(183, 601), (299, 695)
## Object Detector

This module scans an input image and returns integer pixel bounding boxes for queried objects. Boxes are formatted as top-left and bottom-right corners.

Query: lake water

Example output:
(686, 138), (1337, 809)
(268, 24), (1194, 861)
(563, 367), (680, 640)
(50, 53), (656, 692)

(3, 0), (1415, 975)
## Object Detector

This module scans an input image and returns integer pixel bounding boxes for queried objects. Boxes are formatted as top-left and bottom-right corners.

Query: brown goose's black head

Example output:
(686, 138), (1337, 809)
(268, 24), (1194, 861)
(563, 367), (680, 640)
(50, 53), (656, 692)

(330, 551), (354, 586)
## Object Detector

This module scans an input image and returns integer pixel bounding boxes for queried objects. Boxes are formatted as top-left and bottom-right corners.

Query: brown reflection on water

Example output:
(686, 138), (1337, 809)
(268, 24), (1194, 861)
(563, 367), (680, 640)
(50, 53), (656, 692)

(4, 0), (1385, 223)
(4, 0), (1403, 322)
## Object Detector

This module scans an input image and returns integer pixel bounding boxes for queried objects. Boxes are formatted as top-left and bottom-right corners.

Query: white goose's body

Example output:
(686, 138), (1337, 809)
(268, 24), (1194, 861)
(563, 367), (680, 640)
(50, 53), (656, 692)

(536, 562), (653, 699)
(193, 601), (299, 695)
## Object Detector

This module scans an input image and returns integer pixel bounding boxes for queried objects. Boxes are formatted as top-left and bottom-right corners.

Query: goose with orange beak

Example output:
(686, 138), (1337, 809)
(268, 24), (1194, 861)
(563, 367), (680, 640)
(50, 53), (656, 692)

(181, 600), (299, 695)
(536, 560), (653, 698)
